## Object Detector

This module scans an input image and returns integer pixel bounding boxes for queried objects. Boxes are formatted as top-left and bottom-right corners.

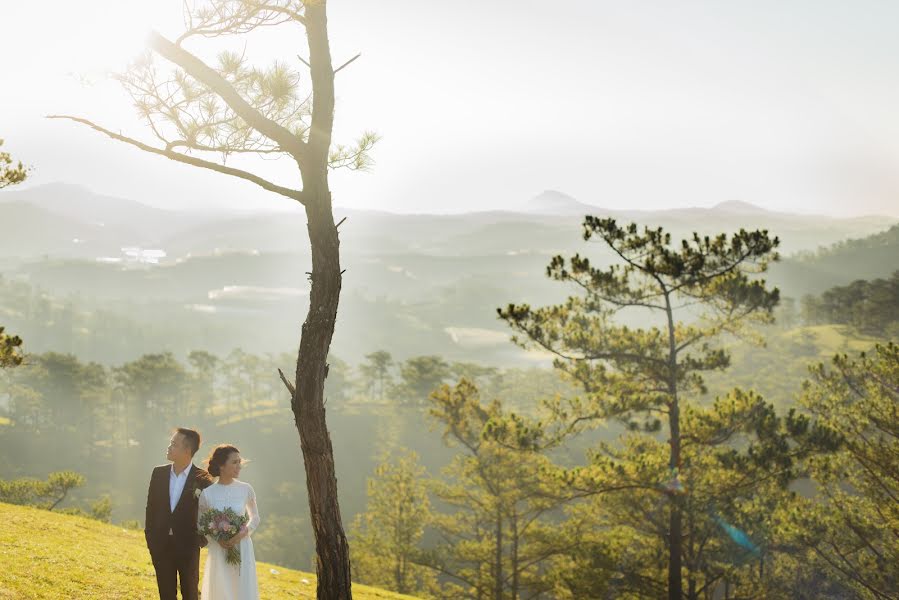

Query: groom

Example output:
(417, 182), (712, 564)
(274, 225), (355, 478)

(145, 427), (214, 600)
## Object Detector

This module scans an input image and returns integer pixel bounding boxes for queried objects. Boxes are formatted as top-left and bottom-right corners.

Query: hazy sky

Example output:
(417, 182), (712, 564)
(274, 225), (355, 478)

(2, 1), (898, 216)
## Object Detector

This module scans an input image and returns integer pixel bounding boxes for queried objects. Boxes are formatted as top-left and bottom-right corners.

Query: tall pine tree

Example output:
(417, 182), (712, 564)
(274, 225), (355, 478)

(499, 218), (787, 599)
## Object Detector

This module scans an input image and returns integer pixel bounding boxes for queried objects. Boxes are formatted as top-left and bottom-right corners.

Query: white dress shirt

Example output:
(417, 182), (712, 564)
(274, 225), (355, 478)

(169, 463), (192, 513)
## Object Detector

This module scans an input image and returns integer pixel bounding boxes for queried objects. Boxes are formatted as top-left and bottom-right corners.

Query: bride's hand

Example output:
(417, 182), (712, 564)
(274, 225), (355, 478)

(223, 528), (245, 548)
(218, 539), (231, 549)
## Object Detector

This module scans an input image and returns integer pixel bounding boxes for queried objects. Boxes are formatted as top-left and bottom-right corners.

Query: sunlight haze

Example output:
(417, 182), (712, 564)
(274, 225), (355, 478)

(2, 0), (898, 216)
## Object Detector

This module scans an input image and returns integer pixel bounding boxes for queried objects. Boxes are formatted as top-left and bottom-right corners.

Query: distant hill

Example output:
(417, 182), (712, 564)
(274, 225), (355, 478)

(771, 224), (899, 296)
(0, 502), (419, 600)
(2, 183), (894, 258)
(524, 189), (601, 215)
(712, 200), (772, 215)
(1, 183), (896, 365)
(0, 183), (209, 259)
(0, 201), (114, 258)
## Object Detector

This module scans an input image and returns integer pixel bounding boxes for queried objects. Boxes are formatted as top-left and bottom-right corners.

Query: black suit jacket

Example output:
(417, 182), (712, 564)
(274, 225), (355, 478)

(144, 464), (214, 555)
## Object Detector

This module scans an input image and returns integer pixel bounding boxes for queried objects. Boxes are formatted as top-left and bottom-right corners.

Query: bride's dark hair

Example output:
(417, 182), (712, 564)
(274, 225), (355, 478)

(205, 444), (240, 477)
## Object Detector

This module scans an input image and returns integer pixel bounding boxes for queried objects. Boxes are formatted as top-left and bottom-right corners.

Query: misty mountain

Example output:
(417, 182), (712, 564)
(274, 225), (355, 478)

(0, 183), (209, 260)
(1, 183), (896, 365)
(524, 189), (601, 215)
(3, 183), (893, 259)
(768, 223), (899, 296)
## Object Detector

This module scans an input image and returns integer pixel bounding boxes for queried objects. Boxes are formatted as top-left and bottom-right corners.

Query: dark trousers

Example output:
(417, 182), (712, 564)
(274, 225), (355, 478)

(150, 535), (200, 600)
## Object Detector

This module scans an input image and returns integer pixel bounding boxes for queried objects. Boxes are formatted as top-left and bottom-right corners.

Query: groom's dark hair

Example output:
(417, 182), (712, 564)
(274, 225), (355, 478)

(175, 427), (201, 457)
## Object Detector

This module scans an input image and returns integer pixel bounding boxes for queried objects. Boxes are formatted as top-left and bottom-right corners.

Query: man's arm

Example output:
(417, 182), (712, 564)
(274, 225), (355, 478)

(144, 468), (156, 550)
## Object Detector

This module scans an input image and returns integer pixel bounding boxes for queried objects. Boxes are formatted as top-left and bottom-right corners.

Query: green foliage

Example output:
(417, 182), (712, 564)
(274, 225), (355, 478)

(500, 220), (780, 420)
(498, 218), (795, 598)
(3, 319), (892, 598)
(252, 513), (309, 571)
(8, 352), (108, 432)
(773, 223), (899, 299)
(351, 452), (437, 596)
(187, 349), (220, 410)
(423, 379), (572, 600)
(120, 47), (310, 156)
(329, 131), (382, 171)
(120, 518), (142, 530)
(547, 389), (840, 599)
(116, 8), (377, 170)
(113, 352), (190, 437)
(359, 350), (394, 401)
(801, 270), (899, 336)
(0, 325), (24, 368)
(786, 343), (899, 599)
(0, 471), (85, 511)
(0, 342), (578, 589)
(325, 354), (354, 403)
(115, 352), (188, 410)
(795, 223), (899, 264)
(393, 356), (453, 406)
(0, 138), (30, 189)
(89, 495), (113, 523)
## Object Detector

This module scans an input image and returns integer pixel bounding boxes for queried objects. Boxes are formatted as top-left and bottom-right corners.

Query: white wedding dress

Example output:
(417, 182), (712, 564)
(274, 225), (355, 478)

(198, 480), (261, 600)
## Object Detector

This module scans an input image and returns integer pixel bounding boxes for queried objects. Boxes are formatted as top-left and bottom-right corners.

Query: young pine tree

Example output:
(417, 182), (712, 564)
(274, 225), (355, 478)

(498, 218), (812, 599)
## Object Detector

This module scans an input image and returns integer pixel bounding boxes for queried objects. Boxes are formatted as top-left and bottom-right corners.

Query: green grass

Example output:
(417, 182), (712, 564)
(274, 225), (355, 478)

(0, 503), (419, 599)
(786, 324), (880, 357)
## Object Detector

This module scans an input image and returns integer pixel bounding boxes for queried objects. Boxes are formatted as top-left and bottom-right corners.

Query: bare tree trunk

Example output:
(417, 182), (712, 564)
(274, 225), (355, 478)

(495, 505), (503, 600)
(665, 295), (683, 600)
(290, 3), (352, 599)
(687, 504), (697, 600)
(394, 498), (404, 593)
(294, 193), (350, 599)
(668, 405), (683, 600)
(511, 510), (519, 600)
(477, 522), (487, 600)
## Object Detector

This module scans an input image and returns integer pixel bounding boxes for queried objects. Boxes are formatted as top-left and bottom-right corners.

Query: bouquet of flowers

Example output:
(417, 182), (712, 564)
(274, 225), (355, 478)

(199, 507), (249, 566)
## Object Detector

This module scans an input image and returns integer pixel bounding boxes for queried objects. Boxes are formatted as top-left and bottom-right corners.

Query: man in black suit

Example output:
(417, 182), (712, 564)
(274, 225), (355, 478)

(145, 427), (214, 600)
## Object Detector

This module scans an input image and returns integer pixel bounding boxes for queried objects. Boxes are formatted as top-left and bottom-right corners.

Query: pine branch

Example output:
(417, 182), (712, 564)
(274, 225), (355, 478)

(47, 115), (305, 205)
(148, 31), (307, 160)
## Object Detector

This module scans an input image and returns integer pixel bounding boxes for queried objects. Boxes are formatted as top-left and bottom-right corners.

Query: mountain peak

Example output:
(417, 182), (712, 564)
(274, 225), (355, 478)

(712, 200), (768, 214)
(525, 190), (599, 215)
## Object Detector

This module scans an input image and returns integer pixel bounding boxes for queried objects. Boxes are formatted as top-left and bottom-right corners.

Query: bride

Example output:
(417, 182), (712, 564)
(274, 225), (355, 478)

(198, 444), (260, 600)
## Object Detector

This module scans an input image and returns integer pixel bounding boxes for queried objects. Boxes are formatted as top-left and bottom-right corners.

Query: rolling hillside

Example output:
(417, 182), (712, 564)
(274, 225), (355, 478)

(770, 223), (899, 295)
(1, 183), (896, 365)
(0, 502), (418, 600)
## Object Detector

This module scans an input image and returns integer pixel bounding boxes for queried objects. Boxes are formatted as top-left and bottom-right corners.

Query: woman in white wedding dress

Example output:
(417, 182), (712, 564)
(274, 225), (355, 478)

(198, 445), (260, 600)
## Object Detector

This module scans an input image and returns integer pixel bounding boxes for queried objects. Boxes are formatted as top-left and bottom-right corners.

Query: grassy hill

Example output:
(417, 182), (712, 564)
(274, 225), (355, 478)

(699, 323), (882, 412)
(771, 224), (899, 297)
(0, 503), (418, 600)
(783, 324), (880, 356)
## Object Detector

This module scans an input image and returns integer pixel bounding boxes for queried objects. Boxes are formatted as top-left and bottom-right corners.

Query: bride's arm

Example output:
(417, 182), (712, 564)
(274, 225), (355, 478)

(246, 484), (260, 535)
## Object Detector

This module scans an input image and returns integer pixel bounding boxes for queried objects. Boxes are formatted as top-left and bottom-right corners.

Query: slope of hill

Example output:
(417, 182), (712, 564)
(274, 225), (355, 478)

(2, 183), (897, 365)
(771, 223), (899, 296)
(699, 323), (882, 412)
(2, 183), (895, 258)
(0, 502), (417, 600)
(524, 189), (601, 215)
(0, 182), (207, 234)
(0, 183), (210, 260)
